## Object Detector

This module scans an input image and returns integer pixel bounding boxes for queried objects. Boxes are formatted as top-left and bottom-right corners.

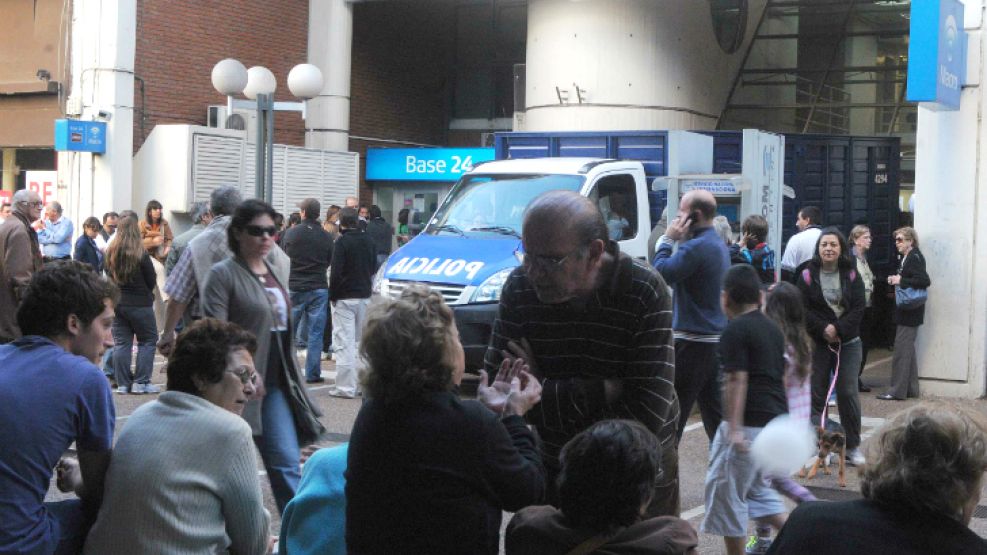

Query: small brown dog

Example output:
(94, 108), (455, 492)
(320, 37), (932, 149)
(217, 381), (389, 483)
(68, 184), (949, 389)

(799, 423), (847, 488)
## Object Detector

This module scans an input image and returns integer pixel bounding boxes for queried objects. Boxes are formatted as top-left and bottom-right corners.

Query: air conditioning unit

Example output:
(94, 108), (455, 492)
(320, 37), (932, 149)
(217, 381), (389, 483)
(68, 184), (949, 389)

(207, 105), (258, 141)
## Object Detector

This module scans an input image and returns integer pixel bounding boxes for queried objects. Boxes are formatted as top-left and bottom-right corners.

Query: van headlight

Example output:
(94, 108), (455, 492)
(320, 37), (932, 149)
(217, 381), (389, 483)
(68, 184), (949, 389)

(372, 263), (388, 296)
(470, 267), (514, 303)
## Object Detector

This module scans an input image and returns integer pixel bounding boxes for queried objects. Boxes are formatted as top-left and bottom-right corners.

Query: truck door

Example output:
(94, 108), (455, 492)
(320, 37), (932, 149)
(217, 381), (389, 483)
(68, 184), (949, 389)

(587, 172), (647, 259)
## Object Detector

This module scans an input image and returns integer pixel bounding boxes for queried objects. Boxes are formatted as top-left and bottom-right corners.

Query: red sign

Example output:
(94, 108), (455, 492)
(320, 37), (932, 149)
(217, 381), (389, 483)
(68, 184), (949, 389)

(25, 171), (58, 206)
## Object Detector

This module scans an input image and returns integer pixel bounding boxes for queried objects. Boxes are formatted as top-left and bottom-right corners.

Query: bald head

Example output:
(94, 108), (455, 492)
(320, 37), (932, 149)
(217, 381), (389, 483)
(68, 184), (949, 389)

(681, 189), (717, 226)
(523, 190), (608, 246)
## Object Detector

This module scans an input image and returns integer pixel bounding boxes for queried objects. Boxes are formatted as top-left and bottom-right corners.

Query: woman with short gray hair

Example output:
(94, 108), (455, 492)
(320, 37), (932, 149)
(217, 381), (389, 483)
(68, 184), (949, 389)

(345, 284), (546, 554)
(767, 402), (987, 554)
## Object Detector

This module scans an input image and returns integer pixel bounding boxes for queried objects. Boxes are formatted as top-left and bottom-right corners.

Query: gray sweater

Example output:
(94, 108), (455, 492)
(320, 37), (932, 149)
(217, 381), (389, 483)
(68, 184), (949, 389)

(83, 391), (269, 555)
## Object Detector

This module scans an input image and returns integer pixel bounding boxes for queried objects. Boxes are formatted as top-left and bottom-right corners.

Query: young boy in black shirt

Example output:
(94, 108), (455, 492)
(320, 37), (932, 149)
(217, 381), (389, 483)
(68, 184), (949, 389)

(700, 264), (789, 555)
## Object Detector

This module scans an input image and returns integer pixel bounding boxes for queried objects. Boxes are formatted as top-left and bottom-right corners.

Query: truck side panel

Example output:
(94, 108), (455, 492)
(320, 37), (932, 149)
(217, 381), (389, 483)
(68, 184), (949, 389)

(495, 131), (669, 223)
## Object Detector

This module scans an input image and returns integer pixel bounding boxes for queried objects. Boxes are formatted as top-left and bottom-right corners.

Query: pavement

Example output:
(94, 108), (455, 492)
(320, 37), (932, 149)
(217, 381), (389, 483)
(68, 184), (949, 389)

(45, 347), (987, 554)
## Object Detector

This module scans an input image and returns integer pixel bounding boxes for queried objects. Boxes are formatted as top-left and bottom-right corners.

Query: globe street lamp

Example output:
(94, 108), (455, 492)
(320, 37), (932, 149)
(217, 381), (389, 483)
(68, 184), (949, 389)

(211, 59), (324, 203)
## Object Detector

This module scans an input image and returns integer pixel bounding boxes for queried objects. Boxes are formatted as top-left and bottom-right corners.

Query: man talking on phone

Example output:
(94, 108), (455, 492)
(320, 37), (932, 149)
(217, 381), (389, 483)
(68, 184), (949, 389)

(653, 189), (730, 444)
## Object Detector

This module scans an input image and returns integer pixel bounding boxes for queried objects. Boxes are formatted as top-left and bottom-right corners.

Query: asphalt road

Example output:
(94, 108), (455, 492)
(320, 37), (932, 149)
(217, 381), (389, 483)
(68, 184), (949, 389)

(45, 348), (987, 554)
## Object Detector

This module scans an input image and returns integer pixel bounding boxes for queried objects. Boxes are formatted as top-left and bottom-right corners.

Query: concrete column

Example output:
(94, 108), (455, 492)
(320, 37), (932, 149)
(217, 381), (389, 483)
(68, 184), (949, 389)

(64, 0), (135, 221)
(913, 2), (985, 398)
(1, 149), (16, 192)
(520, 0), (766, 131)
(306, 0), (352, 152)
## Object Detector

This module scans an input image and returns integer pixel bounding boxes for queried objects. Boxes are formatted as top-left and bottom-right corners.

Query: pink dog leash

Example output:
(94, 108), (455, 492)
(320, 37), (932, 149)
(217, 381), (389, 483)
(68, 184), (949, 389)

(820, 341), (841, 429)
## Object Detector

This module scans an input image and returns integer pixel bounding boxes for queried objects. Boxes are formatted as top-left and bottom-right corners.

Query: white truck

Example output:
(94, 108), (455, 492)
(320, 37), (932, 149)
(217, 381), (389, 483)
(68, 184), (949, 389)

(375, 130), (785, 371)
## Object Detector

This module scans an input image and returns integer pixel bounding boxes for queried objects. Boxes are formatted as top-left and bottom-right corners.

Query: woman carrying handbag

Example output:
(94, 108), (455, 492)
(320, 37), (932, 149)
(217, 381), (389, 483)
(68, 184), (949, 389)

(878, 226), (931, 401)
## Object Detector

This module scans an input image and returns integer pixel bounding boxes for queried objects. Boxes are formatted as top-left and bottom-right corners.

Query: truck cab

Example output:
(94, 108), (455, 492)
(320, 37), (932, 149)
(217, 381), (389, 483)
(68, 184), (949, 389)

(375, 157), (651, 371)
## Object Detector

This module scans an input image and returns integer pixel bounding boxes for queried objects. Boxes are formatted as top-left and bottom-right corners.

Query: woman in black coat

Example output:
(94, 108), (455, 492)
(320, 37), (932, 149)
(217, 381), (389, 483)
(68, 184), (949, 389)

(73, 217), (103, 273)
(795, 227), (866, 465)
(878, 227), (931, 401)
(345, 285), (546, 555)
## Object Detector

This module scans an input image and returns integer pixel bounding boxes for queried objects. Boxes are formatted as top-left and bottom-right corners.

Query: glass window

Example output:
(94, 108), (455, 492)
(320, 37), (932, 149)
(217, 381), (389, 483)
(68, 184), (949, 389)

(591, 174), (638, 241)
(710, 0), (748, 54)
(428, 173), (585, 237)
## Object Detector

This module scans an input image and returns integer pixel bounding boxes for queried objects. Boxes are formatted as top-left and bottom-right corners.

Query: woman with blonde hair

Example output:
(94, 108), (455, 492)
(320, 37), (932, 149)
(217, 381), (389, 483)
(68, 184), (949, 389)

(323, 205), (341, 239)
(849, 225), (875, 392)
(105, 215), (159, 394)
(878, 226), (931, 401)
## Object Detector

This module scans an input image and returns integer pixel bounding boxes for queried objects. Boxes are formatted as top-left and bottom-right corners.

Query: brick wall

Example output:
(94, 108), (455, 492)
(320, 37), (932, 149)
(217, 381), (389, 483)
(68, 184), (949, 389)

(349, 2), (457, 202)
(133, 0), (308, 151)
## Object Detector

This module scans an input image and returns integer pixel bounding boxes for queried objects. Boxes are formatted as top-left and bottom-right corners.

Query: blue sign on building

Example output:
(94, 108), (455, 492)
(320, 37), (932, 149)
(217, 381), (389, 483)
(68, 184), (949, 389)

(54, 119), (107, 153)
(907, 0), (967, 110)
(366, 148), (495, 182)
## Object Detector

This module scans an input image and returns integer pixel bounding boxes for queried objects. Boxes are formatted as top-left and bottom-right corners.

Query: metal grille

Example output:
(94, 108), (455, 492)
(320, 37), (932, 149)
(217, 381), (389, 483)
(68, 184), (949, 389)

(385, 280), (466, 305)
(192, 133), (358, 216)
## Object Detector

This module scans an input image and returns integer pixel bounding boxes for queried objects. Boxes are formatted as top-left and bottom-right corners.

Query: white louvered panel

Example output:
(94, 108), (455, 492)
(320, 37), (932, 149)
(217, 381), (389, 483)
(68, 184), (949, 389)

(191, 134), (244, 204)
(284, 149), (324, 213)
(320, 151), (359, 207)
(271, 146), (289, 214)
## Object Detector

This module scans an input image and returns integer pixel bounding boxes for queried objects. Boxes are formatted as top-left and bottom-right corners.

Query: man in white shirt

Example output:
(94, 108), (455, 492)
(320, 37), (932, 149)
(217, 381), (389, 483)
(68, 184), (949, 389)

(780, 205), (823, 281)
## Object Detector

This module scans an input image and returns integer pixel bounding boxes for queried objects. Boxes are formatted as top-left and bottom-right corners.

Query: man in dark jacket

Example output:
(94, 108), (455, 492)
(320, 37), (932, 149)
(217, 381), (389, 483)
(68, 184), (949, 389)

(328, 207), (376, 398)
(0, 189), (43, 343)
(283, 198), (334, 383)
(364, 205), (394, 270)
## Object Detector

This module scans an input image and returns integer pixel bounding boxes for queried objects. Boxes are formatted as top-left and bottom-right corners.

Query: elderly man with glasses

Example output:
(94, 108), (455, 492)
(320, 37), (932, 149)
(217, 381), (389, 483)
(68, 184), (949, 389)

(484, 190), (682, 517)
(0, 190), (44, 343)
(36, 201), (74, 263)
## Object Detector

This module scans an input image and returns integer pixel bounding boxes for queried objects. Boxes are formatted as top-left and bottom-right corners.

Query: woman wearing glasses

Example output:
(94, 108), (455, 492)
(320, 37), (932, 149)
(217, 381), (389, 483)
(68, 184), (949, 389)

(878, 227), (931, 401)
(83, 319), (270, 554)
(201, 199), (325, 515)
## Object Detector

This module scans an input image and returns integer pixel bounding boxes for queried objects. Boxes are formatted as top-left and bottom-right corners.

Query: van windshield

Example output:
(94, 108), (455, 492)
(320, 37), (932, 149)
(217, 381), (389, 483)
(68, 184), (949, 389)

(427, 173), (585, 237)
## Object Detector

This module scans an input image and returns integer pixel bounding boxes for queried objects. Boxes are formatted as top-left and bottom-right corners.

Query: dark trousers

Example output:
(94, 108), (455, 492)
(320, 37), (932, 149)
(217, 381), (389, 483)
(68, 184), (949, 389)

(673, 339), (723, 443)
(858, 306), (877, 376)
(888, 325), (920, 399)
(111, 305), (158, 390)
(810, 339), (863, 450)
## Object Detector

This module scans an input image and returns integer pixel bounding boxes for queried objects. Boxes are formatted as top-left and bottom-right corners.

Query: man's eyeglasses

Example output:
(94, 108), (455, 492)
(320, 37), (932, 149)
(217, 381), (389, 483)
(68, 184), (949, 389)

(18, 201), (43, 208)
(227, 367), (258, 385)
(894, 236), (905, 243)
(245, 225), (277, 238)
(514, 247), (582, 270)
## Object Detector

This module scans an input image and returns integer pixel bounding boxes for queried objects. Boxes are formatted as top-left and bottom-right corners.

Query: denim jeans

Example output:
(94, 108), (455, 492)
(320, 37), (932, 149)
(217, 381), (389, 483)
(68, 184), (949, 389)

(290, 289), (329, 380)
(254, 386), (302, 515)
(112, 305), (158, 390)
(46, 498), (88, 555)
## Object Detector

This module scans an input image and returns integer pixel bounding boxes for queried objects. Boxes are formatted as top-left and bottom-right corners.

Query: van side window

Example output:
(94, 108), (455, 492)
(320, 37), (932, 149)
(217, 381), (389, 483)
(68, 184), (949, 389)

(592, 174), (638, 241)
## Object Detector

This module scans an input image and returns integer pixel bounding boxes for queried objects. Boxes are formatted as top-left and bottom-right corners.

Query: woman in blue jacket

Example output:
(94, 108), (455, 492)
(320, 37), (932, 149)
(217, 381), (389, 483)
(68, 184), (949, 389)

(73, 216), (103, 273)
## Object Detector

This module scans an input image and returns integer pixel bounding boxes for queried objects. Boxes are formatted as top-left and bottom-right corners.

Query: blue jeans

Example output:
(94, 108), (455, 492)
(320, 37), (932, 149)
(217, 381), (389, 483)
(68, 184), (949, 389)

(254, 386), (302, 515)
(112, 305), (158, 390)
(46, 498), (88, 555)
(290, 289), (328, 380)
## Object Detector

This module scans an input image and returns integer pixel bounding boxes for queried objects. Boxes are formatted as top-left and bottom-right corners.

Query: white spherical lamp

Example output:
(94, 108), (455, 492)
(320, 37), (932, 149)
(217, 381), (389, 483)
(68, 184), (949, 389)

(243, 66), (277, 100)
(211, 59), (248, 96)
(287, 64), (324, 99)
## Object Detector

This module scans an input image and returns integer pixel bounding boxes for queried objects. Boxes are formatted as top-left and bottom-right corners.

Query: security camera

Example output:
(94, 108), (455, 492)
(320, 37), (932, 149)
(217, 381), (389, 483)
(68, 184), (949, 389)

(97, 110), (112, 121)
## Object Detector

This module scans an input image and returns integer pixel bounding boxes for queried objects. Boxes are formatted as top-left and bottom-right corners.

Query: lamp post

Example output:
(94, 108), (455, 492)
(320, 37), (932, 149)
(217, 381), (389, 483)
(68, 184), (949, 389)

(211, 59), (324, 204)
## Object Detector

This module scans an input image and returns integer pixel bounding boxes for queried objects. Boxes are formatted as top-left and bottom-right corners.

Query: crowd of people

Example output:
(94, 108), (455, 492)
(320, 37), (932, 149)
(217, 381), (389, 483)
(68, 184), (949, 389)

(0, 183), (980, 555)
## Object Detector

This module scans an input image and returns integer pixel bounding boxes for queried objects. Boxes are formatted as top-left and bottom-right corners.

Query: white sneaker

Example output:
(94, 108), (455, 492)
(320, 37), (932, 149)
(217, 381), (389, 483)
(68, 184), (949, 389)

(827, 398), (837, 407)
(133, 383), (161, 394)
(115, 385), (129, 395)
(846, 447), (865, 466)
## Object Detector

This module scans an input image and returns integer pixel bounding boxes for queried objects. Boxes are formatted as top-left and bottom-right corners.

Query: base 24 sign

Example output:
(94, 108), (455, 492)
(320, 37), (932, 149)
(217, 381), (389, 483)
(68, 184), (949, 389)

(366, 148), (494, 182)
(907, 0), (967, 111)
